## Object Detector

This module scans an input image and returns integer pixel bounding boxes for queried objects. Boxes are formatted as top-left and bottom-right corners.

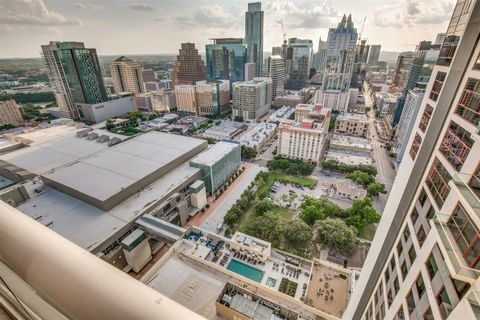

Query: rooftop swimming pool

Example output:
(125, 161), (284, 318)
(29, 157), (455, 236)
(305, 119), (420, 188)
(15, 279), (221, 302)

(227, 259), (264, 283)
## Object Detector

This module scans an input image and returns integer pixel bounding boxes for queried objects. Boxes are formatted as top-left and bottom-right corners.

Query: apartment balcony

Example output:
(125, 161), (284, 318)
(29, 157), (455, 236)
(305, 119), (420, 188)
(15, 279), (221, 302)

(450, 172), (480, 216)
(432, 213), (480, 283)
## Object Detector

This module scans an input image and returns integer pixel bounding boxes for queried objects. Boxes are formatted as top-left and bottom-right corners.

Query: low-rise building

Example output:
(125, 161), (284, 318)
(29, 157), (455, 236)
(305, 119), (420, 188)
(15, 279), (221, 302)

(334, 113), (369, 137)
(202, 121), (247, 141)
(190, 141), (241, 194)
(329, 134), (372, 153)
(332, 179), (367, 200)
(278, 107), (331, 164)
(135, 89), (176, 113)
(268, 106), (294, 123)
(324, 149), (372, 166)
(0, 100), (23, 125)
(76, 95), (137, 124)
(238, 122), (276, 151)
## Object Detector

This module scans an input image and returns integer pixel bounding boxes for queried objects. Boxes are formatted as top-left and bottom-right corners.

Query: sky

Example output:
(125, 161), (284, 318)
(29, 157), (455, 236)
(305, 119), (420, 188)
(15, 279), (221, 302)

(0, 0), (456, 59)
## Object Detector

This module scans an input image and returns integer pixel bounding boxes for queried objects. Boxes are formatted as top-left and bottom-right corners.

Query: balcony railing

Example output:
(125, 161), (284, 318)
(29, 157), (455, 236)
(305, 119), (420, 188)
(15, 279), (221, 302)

(468, 291), (480, 319)
(432, 213), (480, 283)
(451, 173), (480, 215)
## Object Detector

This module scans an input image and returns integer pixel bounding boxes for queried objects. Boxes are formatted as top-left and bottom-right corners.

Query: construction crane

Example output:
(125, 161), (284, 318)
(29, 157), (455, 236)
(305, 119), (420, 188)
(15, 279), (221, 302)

(280, 20), (286, 43)
(358, 16), (367, 42)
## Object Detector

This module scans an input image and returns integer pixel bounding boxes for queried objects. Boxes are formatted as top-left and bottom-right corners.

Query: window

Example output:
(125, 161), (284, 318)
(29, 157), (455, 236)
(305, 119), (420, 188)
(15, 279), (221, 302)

(419, 188), (428, 206)
(436, 286), (452, 319)
(439, 121), (473, 171)
(476, 51), (480, 70)
(429, 72), (446, 101)
(390, 257), (396, 271)
(410, 133), (422, 160)
(395, 305), (405, 320)
(452, 278), (470, 300)
(417, 225), (427, 247)
(403, 226), (411, 243)
(394, 277), (400, 295)
(411, 208), (419, 225)
(409, 246), (417, 263)
(426, 253), (439, 279)
(387, 290), (393, 307)
(385, 269), (390, 283)
(469, 163), (480, 199)
(423, 307), (434, 320)
(426, 157), (452, 208)
(415, 274), (426, 298)
(401, 261), (408, 280)
(455, 78), (480, 126)
(426, 205), (436, 220)
(447, 203), (480, 269)
(419, 104), (433, 132)
(406, 290), (416, 315)
(397, 240), (403, 256)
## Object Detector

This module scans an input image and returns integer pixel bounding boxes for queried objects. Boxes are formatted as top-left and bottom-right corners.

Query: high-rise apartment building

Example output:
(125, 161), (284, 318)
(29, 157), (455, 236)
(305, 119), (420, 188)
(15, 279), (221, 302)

(245, 2), (263, 77)
(285, 38), (313, 90)
(317, 37), (328, 73)
(278, 105), (330, 164)
(263, 55), (286, 99)
(232, 77), (272, 122)
(244, 62), (256, 81)
(172, 43), (206, 87)
(352, 39), (370, 88)
(368, 45), (381, 66)
(345, 2), (480, 320)
(175, 80), (229, 117)
(41, 41), (107, 119)
(435, 32), (447, 45)
(205, 38), (246, 84)
(0, 100), (23, 125)
(110, 56), (145, 94)
(394, 88), (425, 163)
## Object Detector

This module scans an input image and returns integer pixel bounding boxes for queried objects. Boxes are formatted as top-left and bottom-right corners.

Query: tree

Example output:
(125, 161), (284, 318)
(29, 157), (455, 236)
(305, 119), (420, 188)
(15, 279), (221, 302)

(234, 115), (243, 122)
(299, 205), (324, 226)
(246, 211), (283, 244)
(314, 218), (357, 254)
(284, 220), (312, 248)
(254, 199), (275, 215)
(299, 196), (345, 225)
(346, 170), (375, 186)
(345, 198), (380, 229)
(367, 182), (387, 197)
(241, 145), (257, 160)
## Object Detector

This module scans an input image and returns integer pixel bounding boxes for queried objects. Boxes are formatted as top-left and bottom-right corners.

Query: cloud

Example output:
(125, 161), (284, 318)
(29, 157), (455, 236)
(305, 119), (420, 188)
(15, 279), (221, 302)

(265, 0), (338, 29)
(74, 2), (103, 10)
(372, 0), (454, 29)
(128, 4), (157, 11)
(0, 0), (81, 26)
(175, 4), (241, 29)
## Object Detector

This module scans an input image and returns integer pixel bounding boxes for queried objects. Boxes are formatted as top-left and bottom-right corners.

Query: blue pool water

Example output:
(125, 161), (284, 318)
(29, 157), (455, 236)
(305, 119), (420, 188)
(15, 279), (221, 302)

(227, 259), (264, 283)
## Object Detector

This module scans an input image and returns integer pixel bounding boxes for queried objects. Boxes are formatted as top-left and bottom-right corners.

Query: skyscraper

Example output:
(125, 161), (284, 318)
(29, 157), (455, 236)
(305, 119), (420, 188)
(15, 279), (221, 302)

(245, 2), (263, 76)
(351, 39), (370, 88)
(263, 55), (286, 99)
(244, 63), (256, 81)
(205, 38), (246, 84)
(285, 38), (313, 90)
(393, 51), (416, 88)
(344, 2), (480, 319)
(41, 41), (107, 119)
(435, 32), (446, 45)
(172, 43), (206, 87)
(110, 56), (145, 94)
(316, 37), (328, 73)
(367, 44), (381, 66)
(232, 77), (272, 122)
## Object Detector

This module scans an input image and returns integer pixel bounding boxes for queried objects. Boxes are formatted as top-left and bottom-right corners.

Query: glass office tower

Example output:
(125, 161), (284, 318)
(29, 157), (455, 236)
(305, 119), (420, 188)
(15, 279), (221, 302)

(285, 38), (313, 90)
(205, 38), (246, 84)
(245, 2), (263, 77)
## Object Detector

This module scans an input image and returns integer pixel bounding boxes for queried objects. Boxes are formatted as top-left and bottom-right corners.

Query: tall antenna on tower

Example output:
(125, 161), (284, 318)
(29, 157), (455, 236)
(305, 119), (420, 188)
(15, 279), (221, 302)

(281, 20), (286, 42)
(359, 16), (367, 42)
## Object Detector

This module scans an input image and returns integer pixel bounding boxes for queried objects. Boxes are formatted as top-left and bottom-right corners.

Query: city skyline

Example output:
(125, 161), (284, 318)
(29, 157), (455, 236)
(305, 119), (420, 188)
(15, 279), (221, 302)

(0, 0), (455, 59)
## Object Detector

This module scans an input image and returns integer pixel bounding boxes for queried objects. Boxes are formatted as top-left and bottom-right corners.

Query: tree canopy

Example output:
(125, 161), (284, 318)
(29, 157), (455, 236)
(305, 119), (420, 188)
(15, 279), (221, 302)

(344, 198), (380, 229)
(267, 156), (314, 176)
(284, 219), (312, 248)
(299, 196), (345, 226)
(314, 218), (357, 254)
(246, 211), (283, 244)
(241, 145), (257, 160)
(367, 182), (387, 196)
(346, 170), (375, 186)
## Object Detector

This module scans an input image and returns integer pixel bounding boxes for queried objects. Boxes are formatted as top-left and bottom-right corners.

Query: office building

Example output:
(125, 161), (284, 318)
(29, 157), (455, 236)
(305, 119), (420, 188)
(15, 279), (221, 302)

(76, 94), (136, 124)
(245, 2), (263, 76)
(238, 122), (276, 150)
(345, 2), (480, 320)
(135, 89), (176, 113)
(394, 88), (425, 163)
(435, 32), (446, 45)
(285, 38), (313, 90)
(110, 56), (145, 94)
(0, 100), (23, 125)
(316, 37), (328, 74)
(41, 41), (107, 119)
(172, 43), (206, 87)
(205, 38), (246, 84)
(278, 105), (330, 164)
(334, 113), (369, 137)
(244, 62), (256, 81)
(175, 80), (230, 117)
(368, 44), (381, 66)
(352, 39), (370, 89)
(142, 69), (156, 82)
(393, 51), (416, 88)
(232, 77), (272, 122)
(272, 46), (282, 56)
(190, 141), (241, 194)
(263, 55), (286, 99)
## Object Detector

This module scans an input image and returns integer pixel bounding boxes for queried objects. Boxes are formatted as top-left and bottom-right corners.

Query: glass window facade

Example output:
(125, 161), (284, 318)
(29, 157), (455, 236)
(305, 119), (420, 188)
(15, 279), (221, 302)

(419, 104), (433, 132)
(206, 42), (246, 84)
(426, 157), (452, 208)
(456, 78), (480, 126)
(430, 72), (447, 101)
(439, 121), (473, 171)
(410, 133), (422, 160)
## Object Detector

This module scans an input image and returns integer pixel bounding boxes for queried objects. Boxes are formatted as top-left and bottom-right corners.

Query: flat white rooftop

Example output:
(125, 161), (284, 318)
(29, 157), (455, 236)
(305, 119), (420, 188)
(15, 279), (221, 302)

(325, 150), (372, 166)
(190, 142), (238, 167)
(336, 113), (368, 122)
